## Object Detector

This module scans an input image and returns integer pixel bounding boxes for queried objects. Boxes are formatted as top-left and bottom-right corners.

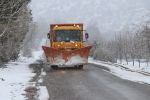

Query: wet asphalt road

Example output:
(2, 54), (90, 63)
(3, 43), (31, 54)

(43, 64), (150, 100)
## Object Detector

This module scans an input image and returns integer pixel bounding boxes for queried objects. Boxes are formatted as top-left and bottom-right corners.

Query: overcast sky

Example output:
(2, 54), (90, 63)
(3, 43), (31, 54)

(29, 0), (150, 38)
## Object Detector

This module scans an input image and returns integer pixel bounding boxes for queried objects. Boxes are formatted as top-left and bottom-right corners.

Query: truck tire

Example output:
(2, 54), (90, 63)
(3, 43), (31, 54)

(51, 65), (58, 69)
(77, 65), (83, 69)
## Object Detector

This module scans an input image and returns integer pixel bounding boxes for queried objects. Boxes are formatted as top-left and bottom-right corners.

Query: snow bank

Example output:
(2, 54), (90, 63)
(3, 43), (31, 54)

(89, 58), (150, 85)
(18, 50), (43, 64)
(117, 60), (150, 73)
(0, 49), (45, 100)
(0, 61), (35, 100)
(38, 86), (49, 100)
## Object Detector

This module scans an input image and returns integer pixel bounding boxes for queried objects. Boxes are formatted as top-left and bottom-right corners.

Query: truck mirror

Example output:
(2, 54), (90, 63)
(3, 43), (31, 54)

(85, 33), (89, 40)
(47, 33), (50, 39)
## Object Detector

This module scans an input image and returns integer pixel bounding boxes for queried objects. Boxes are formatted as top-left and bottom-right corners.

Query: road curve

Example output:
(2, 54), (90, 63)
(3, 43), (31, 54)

(43, 64), (150, 100)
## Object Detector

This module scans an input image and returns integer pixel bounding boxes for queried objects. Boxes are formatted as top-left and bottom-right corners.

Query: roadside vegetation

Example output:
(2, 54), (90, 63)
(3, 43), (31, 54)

(0, 0), (31, 63)
(90, 20), (150, 67)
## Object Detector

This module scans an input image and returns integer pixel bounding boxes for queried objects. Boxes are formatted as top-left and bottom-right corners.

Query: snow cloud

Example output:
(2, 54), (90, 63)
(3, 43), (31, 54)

(29, 0), (150, 37)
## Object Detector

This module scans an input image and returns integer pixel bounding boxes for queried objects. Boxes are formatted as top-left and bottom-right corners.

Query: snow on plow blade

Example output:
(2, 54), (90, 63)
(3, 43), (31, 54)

(42, 46), (92, 66)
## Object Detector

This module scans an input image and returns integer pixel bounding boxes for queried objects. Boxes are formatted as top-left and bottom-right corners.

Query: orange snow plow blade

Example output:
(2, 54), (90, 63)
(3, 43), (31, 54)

(42, 46), (92, 66)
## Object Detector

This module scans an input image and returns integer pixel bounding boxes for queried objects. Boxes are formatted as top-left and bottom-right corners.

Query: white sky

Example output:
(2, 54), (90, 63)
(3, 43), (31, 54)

(29, 0), (150, 38)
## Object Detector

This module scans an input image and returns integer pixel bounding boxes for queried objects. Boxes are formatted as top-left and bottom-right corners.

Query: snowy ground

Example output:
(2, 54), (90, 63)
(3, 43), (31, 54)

(117, 60), (150, 73)
(0, 61), (35, 100)
(0, 50), (49, 100)
(2, 50), (149, 100)
(89, 58), (150, 85)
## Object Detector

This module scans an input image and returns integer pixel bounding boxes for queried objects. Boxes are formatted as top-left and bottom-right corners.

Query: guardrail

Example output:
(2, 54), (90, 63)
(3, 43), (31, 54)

(90, 60), (150, 76)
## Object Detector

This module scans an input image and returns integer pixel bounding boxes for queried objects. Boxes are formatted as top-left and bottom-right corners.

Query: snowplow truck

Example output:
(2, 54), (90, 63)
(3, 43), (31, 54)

(42, 24), (92, 69)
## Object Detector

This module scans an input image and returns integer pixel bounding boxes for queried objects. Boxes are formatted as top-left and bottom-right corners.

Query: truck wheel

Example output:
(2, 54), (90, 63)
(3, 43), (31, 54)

(78, 65), (83, 69)
(51, 65), (58, 69)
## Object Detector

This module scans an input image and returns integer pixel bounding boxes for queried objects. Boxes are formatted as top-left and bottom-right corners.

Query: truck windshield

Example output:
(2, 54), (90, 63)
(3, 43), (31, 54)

(54, 30), (81, 42)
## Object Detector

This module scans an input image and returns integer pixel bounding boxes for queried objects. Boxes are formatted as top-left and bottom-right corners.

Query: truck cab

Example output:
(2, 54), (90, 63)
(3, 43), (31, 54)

(49, 24), (84, 49)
